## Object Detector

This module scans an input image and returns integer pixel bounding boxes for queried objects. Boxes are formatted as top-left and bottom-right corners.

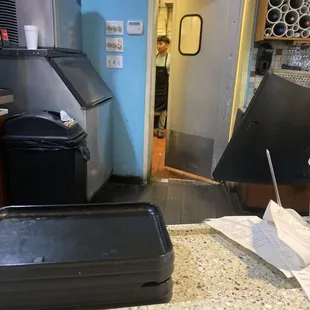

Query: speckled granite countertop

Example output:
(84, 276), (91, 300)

(115, 224), (310, 310)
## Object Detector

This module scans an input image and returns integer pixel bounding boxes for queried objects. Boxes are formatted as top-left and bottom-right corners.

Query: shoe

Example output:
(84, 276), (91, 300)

(157, 130), (164, 139)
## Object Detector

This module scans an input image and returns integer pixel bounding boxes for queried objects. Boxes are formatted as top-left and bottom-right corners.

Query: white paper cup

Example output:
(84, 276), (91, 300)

(24, 25), (38, 50)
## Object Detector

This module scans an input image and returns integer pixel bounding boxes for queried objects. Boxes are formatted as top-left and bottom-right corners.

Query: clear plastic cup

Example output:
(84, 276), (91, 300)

(24, 25), (38, 50)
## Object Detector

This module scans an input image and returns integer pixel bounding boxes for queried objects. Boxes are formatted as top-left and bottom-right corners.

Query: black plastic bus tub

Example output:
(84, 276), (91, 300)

(0, 202), (174, 310)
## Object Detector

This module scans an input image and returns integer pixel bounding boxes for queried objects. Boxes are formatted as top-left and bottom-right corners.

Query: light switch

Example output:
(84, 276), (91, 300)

(106, 55), (123, 69)
(106, 21), (124, 35)
(106, 37), (123, 52)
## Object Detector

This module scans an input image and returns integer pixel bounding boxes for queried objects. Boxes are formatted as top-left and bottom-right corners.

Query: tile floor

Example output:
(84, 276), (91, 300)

(93, 181), (246, 224)
(152, 130), (215, 183)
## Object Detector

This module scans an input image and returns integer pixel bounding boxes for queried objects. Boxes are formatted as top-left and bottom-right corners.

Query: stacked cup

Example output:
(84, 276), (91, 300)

(24, 25), (38, 50)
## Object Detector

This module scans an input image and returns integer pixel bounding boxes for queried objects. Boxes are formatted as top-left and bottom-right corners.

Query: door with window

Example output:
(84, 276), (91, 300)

(165, 0), (244, 178)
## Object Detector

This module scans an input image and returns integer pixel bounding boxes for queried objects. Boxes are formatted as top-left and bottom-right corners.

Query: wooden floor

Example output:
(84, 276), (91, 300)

(93, 180), (245, 225)
(152, 130), (215, 182)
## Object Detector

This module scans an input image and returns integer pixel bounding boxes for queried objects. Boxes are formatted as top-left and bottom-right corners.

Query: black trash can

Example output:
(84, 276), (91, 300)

(2, 111), (90, 205)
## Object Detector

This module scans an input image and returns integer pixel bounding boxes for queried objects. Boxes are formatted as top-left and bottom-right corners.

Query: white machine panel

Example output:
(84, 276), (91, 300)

(127, 21), (144, 35)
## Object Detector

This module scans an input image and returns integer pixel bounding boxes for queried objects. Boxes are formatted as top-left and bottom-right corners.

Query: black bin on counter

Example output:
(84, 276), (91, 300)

(2, 111), (89, 205)
(0, 202), (174, 310)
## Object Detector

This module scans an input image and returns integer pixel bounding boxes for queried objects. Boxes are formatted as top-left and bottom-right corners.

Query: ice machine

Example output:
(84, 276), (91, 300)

(0, 0), (113, 200)
(0, 0), (82, 51)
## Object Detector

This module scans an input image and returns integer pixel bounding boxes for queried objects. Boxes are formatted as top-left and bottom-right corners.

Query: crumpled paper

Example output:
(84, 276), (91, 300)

(205, 201), (310, 299)
(263, 200), (310, 269)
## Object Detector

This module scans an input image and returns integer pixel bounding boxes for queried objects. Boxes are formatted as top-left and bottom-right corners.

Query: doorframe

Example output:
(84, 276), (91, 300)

(143, 0), (158, 182)
(143, 0), (245, 181)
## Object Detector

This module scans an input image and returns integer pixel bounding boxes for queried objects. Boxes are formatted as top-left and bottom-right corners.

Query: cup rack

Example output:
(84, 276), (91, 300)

(255, 0), (310, 45)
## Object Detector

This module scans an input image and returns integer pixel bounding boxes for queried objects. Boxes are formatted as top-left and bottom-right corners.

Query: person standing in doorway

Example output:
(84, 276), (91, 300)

(155, 35), (171, 139)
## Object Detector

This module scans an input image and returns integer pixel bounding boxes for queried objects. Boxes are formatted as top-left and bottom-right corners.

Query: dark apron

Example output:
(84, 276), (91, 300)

(155, 54), (169, 112)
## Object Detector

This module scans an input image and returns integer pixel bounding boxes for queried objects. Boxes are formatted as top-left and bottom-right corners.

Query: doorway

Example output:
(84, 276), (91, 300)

(147, 0), (244, 183)
(152, 1), (206, 181)
(152, 1), (178, 180)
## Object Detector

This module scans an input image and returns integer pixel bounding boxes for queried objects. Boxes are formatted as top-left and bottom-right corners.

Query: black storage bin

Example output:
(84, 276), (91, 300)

(2, 111), (89, 205)
(0, 202), (174, 310)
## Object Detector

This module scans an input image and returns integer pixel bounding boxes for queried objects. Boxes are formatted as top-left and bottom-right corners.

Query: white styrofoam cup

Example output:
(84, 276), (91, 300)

(24, 25), (38, 50)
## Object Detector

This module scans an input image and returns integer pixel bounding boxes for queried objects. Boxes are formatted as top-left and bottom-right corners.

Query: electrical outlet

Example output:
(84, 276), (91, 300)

(106, 55), (123, 69)
(106, 21), (124, 35)
(106, 38), (123, 52)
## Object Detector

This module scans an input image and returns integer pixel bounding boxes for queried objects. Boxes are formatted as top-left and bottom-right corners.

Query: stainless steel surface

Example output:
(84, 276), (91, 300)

(213, 0), (244, 171)
(16, 0), (54, 48)
(266, 149), (282, 207)
(166, 0), (243, 178)
(85, 103), (113, 200)
(166, 130), (214, 177)
(0, 57), (112, 200)
(0, 57), (82, 117)
(53, 0), (82, 50)
(15, 0), (82, 50)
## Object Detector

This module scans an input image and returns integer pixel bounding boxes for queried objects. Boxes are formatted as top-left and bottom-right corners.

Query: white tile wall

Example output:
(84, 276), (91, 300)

(246, 41), (290, 108)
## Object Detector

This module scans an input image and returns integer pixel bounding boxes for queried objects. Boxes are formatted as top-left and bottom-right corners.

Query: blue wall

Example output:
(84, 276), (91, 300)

(82, 0), (149, 177)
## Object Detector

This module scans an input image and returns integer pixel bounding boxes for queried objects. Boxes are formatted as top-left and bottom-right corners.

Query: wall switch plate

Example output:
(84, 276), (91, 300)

(106, 21), (124, 35)
(106, 55), (123, 69)
(106, 37), (123, 52)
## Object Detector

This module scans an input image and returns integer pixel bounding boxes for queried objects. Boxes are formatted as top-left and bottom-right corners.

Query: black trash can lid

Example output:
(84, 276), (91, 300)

(3, 111), (84, 141)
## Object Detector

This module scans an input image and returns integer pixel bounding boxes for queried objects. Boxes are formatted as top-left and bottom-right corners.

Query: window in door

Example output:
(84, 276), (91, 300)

(179, 14), (203, 56)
